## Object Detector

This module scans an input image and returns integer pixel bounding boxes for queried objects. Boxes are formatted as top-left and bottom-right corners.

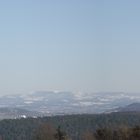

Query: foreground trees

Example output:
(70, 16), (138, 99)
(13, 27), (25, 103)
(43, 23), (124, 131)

(35, 123), (56, 140)
(82, 131), (96, 140)
(35, 123), (71, 140)
(35, 123), (140, 140)
(82, 126), (140, 140)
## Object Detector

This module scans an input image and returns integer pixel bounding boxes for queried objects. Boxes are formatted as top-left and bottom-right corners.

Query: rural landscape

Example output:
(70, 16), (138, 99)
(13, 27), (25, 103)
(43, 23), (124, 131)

(0, 0), (140, 140)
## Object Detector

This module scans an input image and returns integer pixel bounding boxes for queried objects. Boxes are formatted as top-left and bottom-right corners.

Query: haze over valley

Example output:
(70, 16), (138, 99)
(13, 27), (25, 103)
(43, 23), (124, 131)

(0, 91), (139, 119)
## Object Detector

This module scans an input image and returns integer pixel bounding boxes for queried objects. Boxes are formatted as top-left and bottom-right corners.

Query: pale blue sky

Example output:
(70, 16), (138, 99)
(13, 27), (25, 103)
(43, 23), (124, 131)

(0, 0), (140, 94)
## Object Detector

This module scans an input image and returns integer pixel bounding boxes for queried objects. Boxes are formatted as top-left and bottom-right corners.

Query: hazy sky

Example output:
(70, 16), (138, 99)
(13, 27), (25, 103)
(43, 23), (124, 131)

(0, 0), (140, 95)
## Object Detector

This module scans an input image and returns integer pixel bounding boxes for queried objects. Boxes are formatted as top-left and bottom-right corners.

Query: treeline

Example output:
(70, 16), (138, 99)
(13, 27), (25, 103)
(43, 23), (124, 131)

(34, 123), (140, 140)
(0, 112), (140, 140)
(82, 126), (140, 140)
(34, 123), (71, 140)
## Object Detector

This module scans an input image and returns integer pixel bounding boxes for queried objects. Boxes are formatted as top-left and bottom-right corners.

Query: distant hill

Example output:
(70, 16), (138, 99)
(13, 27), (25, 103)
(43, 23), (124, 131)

(0, 91), (140, 116)
(117, 103), (140, 112)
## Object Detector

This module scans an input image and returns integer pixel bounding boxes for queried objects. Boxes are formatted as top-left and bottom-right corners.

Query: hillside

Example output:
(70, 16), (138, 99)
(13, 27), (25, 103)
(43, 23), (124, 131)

(0, 112), (140, 140)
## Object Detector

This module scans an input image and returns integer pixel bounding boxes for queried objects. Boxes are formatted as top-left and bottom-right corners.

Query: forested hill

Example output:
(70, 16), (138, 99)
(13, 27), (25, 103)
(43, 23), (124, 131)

(0, 112), (140, 140)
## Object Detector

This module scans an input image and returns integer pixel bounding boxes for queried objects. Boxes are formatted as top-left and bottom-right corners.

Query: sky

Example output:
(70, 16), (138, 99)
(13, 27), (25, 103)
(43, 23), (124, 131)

(0, 0), (140, 95)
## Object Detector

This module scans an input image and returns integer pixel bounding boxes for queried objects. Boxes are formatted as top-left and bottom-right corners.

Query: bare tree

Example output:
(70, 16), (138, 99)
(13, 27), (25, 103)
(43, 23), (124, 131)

(82, 131), (96, 140)
(35, 123), (56, 140)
